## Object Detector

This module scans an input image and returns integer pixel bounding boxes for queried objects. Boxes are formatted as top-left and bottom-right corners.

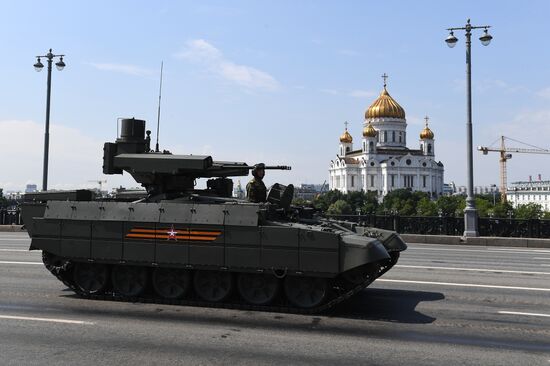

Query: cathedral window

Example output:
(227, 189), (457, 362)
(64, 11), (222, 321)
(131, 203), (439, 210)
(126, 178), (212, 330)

(351, 176), (355, 187)
(383, 131), (387, 142)
(346, 146), (350, 153)
(369, 141), (374, 152)
(392, 131), (395, 142)
(422, 175), (427, 188)
(399, 132), (402, 143)
(391, 175), (395, 187)
(370, 175), (375, 187)
(428, 144), (432, 154)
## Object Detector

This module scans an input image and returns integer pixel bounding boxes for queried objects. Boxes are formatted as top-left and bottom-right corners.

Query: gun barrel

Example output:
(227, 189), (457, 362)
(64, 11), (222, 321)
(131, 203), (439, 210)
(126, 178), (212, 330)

(264, 165), (291, 170)
(214, 164), (291, 170)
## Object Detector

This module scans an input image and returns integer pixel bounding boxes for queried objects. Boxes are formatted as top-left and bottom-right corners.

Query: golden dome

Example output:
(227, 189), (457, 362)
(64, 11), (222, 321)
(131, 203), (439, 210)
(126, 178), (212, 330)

(363, 122), (377, 137)
(365, 87), (405, 120)
(420, 117), (434, 139)
(340, 128), (353, 143)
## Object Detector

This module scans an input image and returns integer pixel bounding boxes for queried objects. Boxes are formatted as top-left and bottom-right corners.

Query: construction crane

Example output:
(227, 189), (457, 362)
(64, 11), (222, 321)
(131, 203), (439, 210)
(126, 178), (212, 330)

(477, 136), (550, 202)
(88, 179), (107, 192)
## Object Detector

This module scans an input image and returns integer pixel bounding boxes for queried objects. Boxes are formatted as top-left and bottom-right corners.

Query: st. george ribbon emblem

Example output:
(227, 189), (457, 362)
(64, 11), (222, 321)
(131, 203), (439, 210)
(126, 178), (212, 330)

(167, 225), (178, 241)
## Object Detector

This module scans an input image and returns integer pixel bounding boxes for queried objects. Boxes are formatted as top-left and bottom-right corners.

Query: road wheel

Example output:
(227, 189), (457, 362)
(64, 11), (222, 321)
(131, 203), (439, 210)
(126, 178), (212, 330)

(284, 276), (328, 309)
(112, 265), (148, 297)
(193, 270), (233, 302)
(237, 273), (279, 305)
(73, 262), (109, 295)
(152, 268), (191, 300)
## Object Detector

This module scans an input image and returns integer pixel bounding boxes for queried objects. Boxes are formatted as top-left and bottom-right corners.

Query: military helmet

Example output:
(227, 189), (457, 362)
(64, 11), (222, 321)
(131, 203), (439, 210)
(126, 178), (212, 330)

(252, 163), (266, 178)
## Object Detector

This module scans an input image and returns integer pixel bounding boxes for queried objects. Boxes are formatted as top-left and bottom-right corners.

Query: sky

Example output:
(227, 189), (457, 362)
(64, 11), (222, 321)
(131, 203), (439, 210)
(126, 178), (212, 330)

(2, 0), (550, 192)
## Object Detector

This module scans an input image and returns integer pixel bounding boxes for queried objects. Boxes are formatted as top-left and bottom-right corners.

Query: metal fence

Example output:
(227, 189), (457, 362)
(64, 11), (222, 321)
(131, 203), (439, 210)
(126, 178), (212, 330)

(326, 214), (550, 238)
(0, 208), (22, 225)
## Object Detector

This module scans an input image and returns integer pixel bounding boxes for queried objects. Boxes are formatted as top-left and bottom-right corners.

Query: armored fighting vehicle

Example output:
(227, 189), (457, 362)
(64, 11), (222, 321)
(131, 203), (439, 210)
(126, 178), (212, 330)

(21, 118), (406, 313)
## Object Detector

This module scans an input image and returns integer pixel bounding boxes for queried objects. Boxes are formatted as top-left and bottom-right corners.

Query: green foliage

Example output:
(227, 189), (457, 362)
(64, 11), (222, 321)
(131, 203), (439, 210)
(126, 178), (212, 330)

(380, 189), (429, 216)
(326, 199), (353, 215)
(292, 197), (309, 206)
(315, 189), (550, 220)
(416, 197), (438, 216)
(436, 195), (465, 217)
(313, 190), (344, 212)
(314, 190), (378, 214)
(492, 201), (514, 218)
(514, 203), (544, 219)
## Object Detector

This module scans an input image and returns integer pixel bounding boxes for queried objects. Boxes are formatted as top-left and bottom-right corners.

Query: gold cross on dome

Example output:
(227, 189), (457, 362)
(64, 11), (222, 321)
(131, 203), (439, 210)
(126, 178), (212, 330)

(424, 115), (429, 126)
(381, 73), (388, 87)
(344, 121), (349, 130)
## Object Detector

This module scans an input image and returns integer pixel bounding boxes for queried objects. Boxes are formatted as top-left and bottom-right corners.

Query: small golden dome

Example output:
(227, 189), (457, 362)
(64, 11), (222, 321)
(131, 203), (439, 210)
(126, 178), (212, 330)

(363, 122), (377, 137)
(340, 128), (353, 143)
(365, 87), (405, 120)
(420, 116), (434, 139)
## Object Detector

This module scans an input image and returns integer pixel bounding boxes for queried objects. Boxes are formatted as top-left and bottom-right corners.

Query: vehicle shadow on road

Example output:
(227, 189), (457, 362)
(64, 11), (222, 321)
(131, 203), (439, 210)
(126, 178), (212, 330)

(329, 288), (444, 324)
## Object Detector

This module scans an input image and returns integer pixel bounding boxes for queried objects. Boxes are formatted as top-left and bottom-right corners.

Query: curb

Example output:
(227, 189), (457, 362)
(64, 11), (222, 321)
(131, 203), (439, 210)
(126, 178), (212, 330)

(0, 225), (25, 232)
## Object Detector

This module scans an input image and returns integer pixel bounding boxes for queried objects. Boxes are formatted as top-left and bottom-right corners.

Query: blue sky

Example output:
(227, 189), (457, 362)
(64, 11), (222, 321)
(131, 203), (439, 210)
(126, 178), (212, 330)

(2, 0), (550, 191)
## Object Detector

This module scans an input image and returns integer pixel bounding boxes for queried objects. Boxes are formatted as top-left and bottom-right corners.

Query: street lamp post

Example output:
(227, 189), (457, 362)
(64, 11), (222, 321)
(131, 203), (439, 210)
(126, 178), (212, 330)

(445, 19), (493, 237)
(34, 49), (66, 191)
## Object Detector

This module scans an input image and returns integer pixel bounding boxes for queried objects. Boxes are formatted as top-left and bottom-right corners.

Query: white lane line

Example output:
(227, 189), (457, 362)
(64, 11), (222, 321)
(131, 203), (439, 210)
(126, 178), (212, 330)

(492, 248), (550, 253)
(0, 261), (42, 265)
(408, 247), (538, 254)
(498, 311), (550, 318)
(377, 279), (550, 292)
(0, 249), (29, 252)
(396, 264), (550, 276)
(533, 257), (550, 260)
(0, 315), (94, 325)
(0, 239), (30, 241)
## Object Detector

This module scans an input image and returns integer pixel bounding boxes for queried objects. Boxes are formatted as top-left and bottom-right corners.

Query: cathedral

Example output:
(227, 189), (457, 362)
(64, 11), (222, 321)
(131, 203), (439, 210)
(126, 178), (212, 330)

(329, 76), (444, 200)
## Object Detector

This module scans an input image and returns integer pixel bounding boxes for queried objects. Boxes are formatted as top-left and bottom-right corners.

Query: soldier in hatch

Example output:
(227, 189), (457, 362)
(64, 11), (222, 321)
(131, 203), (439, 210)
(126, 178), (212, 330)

(246, 163), (267, 203)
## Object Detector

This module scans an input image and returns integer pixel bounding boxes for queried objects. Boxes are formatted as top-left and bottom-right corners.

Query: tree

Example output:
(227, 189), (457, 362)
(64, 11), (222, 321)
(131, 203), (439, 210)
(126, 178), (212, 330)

(326, 199), (353, 215)
(515, 203), (543, 219)
(492, 201), (514, 218)
(416, 197), (438, 216)
(381, 189), (429, 216)
(436, 195), (465, 217)
(313, 190), (344, 212)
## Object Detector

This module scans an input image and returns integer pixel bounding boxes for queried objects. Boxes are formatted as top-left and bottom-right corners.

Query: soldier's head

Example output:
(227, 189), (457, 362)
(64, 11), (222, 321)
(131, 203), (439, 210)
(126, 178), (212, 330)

(252, 163), (265, 179)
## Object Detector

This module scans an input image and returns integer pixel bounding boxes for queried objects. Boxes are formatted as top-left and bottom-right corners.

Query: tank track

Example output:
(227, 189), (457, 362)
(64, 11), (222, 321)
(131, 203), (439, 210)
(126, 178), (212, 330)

(41, 251), (398, 315)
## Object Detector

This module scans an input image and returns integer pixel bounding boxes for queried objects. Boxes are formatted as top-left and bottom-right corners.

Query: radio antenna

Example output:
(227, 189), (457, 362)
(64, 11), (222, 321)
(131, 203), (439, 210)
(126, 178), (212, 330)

(155, 61), (163, 152)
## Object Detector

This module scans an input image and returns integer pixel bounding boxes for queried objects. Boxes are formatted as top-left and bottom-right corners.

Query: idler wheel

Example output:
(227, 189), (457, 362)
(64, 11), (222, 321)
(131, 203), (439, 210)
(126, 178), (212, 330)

(193, 270), (233, 302)
(284, 276), (328, 309)
(73, 262), (109, 295)
(152, 268), (191, 299)
(111, 265), (148, 297)
(237, 273), (280, 305)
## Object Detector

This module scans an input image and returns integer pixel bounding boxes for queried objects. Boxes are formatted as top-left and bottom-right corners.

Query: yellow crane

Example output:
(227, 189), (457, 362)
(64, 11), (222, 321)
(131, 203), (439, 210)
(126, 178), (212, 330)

(477, 136), (550, 203)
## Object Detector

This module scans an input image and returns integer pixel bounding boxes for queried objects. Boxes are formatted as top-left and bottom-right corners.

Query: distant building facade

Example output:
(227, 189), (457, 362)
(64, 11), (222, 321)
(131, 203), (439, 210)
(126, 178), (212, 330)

(507, 180), (550, 210)
(329, 78), (444, 200)
(294, 184), (324, 201)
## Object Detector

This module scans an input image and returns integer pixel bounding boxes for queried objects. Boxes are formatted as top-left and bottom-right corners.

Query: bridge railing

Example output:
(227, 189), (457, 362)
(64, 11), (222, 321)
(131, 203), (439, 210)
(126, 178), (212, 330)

(0, 208), (22, 225)
(325, 214), (550, 238)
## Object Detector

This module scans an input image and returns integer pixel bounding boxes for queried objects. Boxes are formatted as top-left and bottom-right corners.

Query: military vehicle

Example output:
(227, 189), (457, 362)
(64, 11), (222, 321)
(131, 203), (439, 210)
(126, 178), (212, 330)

(21, 118), (406, 313)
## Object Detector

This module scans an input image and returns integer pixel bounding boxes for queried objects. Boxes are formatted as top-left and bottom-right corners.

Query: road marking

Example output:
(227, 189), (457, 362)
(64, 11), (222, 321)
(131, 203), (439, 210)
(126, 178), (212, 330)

(0, 261), (42, 265)
(0, 249), (29, 252)
(408, 247), (539, 255)
(498, 311), (550, 318)
(0, 239), (30, 241)
(533, 257), (550, 260)
(396, 264), (550, 276)
(377, 279), (550, 292)
(0, 315), (94, 325)
(492, 248), (550, 253)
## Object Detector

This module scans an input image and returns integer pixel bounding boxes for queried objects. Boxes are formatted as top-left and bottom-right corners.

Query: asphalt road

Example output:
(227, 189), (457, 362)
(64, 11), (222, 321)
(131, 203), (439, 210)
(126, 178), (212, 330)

(0, 231), (549, 365)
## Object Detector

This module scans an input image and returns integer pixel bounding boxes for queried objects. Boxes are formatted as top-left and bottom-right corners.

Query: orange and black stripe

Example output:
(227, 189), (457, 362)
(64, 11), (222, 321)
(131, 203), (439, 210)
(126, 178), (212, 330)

(125, 227), (222, 242)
